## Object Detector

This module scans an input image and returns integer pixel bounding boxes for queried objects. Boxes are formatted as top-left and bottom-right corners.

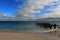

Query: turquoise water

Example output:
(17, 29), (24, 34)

(0, 21), (59, 31)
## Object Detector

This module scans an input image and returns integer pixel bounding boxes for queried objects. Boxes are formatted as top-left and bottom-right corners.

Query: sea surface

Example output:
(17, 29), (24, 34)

(0, 21), (60, 31)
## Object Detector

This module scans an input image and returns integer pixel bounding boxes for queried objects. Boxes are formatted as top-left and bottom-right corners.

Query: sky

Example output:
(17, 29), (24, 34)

(0, 0), (60, 21)
(0, 0), (23, 16)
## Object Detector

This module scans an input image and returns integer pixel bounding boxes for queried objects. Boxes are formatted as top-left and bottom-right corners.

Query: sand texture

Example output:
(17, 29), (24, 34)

(0, 29), (59, 40)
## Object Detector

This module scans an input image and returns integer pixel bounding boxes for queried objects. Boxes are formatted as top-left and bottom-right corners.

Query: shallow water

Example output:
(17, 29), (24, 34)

(0, 21), (59, 31)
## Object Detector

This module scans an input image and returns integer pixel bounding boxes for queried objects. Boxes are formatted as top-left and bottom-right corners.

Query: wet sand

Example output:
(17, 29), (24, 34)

(0, 29), (59, 40)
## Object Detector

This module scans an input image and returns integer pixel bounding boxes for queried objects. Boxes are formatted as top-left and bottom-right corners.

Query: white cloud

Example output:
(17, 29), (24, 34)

(0, 13), (16, 21)
(0, 0), (60, 21)
(39, 4), (60, 19)
(15, 0), (60, 21)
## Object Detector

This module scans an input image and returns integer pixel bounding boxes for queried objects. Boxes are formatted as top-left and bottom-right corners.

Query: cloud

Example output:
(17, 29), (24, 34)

(0, 0), (60, 21)
(0, 13), (16, 21)
(38, 2), (60, 19)
(15, 0), (60, 21)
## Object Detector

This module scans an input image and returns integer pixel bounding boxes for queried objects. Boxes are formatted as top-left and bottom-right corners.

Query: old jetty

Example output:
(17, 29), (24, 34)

(36, 22), (59, 29)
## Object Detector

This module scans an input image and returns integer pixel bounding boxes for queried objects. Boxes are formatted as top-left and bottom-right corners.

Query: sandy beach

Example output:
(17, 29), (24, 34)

(0, 29), (59, 40)
(0, 32), (42, 40)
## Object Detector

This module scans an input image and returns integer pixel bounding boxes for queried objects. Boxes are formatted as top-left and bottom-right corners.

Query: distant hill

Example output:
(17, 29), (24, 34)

(37, 17), (60, 21)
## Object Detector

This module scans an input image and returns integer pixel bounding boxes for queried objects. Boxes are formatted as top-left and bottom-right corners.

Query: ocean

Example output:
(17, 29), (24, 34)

(0, 21), (59, 31)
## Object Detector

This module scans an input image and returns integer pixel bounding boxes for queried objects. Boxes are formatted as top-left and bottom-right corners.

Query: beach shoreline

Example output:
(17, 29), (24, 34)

(0, 29), (59, 40)
(0, 29), (57, 34)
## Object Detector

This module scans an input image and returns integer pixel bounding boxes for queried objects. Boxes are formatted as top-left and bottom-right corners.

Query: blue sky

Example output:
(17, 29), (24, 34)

(0, 0), (60, 21)
(0, 0), (23, 16)
(34, 1), (59, 16)
(0, 0), (59, 16)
